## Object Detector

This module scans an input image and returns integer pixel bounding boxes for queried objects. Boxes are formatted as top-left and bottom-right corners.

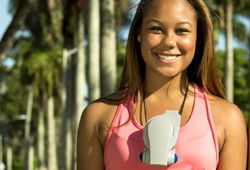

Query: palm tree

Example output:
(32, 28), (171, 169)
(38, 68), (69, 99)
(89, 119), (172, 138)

(101, 0), (116, 97)
(19, 40), (62, 169)
(232, 0), (250, 112)
(61, 0), (86, 169)
(37, 92), (46, 170)
(71, 8), (86, 170)
(88, 0), (100, 102)
(207, 0), (249, 102)
(61, 0), (76, 168)
(24, 1), (63, 168)
(225, 0), (234, 102)
(47, 95), (57, 170)
(24, 85), (34, 170)
(16, 39), (36, 170)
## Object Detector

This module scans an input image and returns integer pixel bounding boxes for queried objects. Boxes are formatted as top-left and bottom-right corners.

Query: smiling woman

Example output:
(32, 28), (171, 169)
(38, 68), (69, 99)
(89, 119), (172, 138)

(77, 0), (247, 169)
(137, 0), (197, 81)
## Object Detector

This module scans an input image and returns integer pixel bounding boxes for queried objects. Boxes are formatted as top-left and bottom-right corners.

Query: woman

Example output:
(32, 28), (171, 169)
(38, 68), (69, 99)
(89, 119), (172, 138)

(77, 0), (247, 169)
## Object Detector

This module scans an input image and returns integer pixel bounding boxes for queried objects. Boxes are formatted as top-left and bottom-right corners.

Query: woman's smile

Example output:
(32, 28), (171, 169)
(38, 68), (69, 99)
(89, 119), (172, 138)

(155, 53), (181, 64)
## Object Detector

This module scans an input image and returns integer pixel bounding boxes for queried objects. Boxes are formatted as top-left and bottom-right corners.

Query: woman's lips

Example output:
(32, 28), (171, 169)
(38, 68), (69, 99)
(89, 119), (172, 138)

(155, 53), (181, 63)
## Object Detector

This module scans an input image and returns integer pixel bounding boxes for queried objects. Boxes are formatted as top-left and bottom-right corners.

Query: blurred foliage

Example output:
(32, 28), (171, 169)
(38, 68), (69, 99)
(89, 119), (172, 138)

(217, 48), (250, 125)
(0, 65), (27, 120)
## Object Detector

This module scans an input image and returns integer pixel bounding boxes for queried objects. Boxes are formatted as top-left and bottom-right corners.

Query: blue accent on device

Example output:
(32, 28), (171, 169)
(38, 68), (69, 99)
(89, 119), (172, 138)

(140, 153), (143, 161)
(174, 154), (178, 163)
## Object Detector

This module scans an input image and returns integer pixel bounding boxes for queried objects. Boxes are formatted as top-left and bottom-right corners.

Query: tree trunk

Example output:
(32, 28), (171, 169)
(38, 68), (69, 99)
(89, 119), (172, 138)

(60, 48), (69, 170)
(60, 47), (77, 170)
(60, 47), (76, 170)
(0, 0), (34, 62)
(61, 1), (83, 169)
(71, 10), (86, 170)
(29, 137), (34, 170)
(66, 49), (76, 170)
(47, 95), (58, 170)
(61, 12), (74, 170)
(7, 141), (12, 170)
(75, 10), (85, 138)
(24, 85), (33, 170)
(88, 0), (100, 102)
(101, 0), (117, 97)
(37, 93), (46, 170)
(225, 2), (234, 102)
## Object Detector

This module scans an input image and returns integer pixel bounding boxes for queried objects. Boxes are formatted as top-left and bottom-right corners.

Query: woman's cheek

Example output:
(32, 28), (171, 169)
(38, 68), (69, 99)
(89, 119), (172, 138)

(145, 34), (162, 47)
(179, 36), (197, 51)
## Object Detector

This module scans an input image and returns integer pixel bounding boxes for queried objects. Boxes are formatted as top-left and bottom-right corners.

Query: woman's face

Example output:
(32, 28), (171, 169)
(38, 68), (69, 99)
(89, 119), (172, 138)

(138, 0), (197, 81)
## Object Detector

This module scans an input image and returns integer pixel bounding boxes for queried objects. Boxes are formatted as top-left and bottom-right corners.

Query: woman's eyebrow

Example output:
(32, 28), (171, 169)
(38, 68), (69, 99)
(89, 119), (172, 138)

(146, 19), (162, 25)
(146, 19), (192, 27)
(177, 21), (193, 27)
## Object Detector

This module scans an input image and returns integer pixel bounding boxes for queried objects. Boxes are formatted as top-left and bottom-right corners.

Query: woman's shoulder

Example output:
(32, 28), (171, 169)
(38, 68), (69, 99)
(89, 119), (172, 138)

(207, 94), (247, 153)
(79, 91), (125, 147)
(208, 94), (245, 130)
(208, 95), (243, 121)
(82, 91), (124, 125)
(77, 92), (125, 169)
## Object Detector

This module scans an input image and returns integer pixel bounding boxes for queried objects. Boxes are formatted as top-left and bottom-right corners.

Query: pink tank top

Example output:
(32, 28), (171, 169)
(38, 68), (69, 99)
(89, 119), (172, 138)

(104, 85), (219, 170)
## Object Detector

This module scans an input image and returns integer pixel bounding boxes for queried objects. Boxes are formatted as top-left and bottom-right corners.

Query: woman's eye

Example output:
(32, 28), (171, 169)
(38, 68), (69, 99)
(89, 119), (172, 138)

(150, 27), (162, 32)
(176, 28), (189, 33)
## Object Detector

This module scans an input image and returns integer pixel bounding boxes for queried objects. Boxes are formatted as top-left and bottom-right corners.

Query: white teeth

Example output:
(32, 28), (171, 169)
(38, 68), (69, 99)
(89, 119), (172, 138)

(158, 54), (178, 60)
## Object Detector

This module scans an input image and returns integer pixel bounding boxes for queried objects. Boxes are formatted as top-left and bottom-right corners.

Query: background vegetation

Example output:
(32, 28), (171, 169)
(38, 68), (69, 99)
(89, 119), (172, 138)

(0, 0), (249, 169)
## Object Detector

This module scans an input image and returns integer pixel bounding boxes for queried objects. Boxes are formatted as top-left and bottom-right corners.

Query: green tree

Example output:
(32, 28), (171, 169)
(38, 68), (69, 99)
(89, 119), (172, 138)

(0, 64), (27, 170)
(207, 0), (249, 103)
(60, 0), (87, 169)
(14, 37), (62, 169)
(217, 48), (249, 123)
(233, 48), (249, 111)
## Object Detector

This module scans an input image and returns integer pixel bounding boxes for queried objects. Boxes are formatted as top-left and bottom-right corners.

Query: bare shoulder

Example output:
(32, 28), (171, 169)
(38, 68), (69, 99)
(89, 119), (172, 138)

(78, 92), (123, 146)
(79, 91), (123, 127)
(79, 100), (118, 139)
(208, 95), (245, 127)
(77, 93), (122, 170)
(208, 95), (247, 170)
(80, 99), (117, 126)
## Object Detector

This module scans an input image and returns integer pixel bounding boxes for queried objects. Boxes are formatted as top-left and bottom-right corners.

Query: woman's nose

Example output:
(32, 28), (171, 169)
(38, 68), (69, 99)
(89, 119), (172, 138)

(161, 32), (176, 49)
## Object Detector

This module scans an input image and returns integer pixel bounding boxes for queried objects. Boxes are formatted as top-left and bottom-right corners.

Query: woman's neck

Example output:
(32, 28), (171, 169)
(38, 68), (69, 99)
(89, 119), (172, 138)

(143, 72), (188, 101)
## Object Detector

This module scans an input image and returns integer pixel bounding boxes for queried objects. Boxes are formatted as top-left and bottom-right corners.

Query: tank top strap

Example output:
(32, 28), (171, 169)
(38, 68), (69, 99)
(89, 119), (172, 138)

(104, 94), (135, 163)
(194, 84), (219, 165)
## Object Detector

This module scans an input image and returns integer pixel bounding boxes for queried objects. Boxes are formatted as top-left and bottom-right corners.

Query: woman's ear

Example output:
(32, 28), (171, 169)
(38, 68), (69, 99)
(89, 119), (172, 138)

(136, 26), (141, 43)
(137, 34), (141, 42)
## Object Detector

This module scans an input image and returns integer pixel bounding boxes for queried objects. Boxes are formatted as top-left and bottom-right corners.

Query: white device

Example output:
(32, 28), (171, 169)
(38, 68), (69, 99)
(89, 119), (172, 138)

(140, 110), (181, 166)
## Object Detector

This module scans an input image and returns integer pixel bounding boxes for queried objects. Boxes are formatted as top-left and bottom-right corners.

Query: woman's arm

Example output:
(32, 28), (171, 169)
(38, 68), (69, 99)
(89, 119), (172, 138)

(77, 103), (105, 170)
(215, 102), (247, 170)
